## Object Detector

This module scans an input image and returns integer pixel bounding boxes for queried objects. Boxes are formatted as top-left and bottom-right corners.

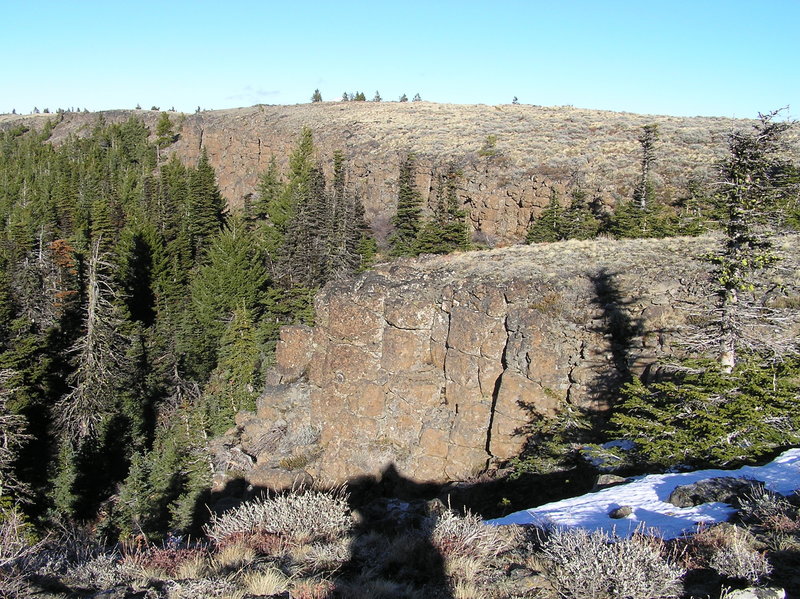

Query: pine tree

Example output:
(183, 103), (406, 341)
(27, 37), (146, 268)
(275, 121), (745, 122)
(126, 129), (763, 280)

(389, 154), (423, 256)
(155, 112), (176, 151)
(712, 110), (794, 372)
(182, 217), (268, 381)
(527, 190), (565, 243)
(311, 89), (323, 103)
(188, 149), (225, 258)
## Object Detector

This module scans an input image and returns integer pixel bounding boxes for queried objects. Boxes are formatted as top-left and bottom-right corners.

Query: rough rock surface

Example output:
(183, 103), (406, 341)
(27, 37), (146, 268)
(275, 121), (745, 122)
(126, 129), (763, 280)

(212, 235), (800, 490)
(667, 477), (766, 508)
(5, 104), (799, 244)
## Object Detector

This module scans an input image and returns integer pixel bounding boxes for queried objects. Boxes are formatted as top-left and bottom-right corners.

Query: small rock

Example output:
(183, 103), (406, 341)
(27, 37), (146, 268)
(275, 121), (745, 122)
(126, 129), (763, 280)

(667, 477), (764, 508)
(724, 587), (786, 599)
(609, 505), (633, 519)
(593, 474), (629, 491)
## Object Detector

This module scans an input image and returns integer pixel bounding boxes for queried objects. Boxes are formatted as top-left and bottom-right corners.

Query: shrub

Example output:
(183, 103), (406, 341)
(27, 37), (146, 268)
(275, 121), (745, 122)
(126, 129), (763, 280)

(708, 530), (772, 584)
(431, 509), (510, 561)
(205, 489), (351, 545)
(121, 546), (208, 579)
(540, 526), (684, 599)
(738, 486), (800, 531)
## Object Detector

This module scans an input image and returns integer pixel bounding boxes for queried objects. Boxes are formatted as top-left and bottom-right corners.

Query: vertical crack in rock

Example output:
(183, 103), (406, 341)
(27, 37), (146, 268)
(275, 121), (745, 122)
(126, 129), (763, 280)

(198, 126), (205, 152)
(484, 314), (510, 466)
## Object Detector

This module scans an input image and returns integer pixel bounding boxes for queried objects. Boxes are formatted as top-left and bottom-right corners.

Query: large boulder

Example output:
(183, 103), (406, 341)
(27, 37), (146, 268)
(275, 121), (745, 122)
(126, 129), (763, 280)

(667, 477), (765, 508)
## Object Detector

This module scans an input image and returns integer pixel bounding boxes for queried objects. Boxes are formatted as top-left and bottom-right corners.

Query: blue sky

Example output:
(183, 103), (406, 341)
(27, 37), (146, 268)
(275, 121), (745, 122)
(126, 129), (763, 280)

(2, 0), (798, 118)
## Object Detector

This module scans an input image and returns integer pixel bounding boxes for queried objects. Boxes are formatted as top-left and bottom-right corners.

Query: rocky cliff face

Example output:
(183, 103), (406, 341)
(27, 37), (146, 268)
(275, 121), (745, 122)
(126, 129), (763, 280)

(211, 235), (800, 491)
(6, 104), (797, 244)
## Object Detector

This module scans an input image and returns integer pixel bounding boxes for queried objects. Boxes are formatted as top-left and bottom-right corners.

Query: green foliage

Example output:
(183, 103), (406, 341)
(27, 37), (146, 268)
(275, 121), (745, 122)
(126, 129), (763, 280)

(183, 217), (268, 381)
(527, 191), (565, 243)
(155, 112), (176, 149)
(202, 307), (261, 435)
(610, 357), (800, 470)
(188, 148), (226, 257)
(389, 154), (423, 256)
(311, 89), (322, 103)
(607, 198), (676, 239)
(510, 402), (598, 476)
(414, 166), (470, 254)
(527, 190), (600, 243)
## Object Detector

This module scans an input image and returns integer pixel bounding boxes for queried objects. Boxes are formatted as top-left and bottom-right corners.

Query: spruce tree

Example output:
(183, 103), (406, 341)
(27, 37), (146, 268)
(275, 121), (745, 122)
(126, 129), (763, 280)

(155, 112), (176, 151)
(712, 110), (794, 371)
(527, 190), (565, 243)
(182, 217), (268, 381)
(188, 148), (225, 258)
(389, 153), (423, 256)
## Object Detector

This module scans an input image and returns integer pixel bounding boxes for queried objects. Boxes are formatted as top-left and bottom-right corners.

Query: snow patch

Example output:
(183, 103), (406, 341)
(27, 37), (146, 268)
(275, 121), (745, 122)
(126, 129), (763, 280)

(487, 448), (800, 539)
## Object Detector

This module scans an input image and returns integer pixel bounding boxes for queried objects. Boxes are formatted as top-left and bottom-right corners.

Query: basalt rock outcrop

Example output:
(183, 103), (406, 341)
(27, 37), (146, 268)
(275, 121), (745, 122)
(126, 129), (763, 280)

(211, 235), (800, 490)
(6, 104), (797, 244)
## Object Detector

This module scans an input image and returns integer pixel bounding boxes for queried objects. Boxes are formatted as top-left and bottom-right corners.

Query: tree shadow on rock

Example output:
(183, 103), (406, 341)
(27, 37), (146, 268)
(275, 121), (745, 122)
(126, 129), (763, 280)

(586, 267), (644, 403)
(503, 268), (645, 488)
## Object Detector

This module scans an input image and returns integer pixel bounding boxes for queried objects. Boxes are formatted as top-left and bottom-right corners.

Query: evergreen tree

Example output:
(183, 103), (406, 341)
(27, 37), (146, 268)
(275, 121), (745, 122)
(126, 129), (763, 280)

(155, 112), (176, 151)
(54, 239), (131, 444)
(389, 154), (423, 256)
(254, 155), (282, 222)
(635, 124), (658, 211)
(182, 217), (268, 381)
(712, 110), (794, 371)
(415, 166), (470, 254)
(561, 190), (601, 240)
(188, 149), (225, 258)
(311, 89), (323, 103)
(372, 91), (382, 102)
(202, 306), (261, 434)
(527, 190), (565, 243)
(610, 356), (800, 469)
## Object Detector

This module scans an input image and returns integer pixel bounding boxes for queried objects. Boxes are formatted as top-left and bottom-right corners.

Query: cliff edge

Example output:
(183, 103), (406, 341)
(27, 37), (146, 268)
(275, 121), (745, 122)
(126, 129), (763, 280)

(212, 234), (800, 490)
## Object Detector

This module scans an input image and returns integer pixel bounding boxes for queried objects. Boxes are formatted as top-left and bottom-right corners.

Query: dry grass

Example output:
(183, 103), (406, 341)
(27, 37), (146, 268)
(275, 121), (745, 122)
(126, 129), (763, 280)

(432, 509), (512, 561)
(174, 552), (209, 580)
(212, 542), (256, 572)
(241, 567), (290, 595)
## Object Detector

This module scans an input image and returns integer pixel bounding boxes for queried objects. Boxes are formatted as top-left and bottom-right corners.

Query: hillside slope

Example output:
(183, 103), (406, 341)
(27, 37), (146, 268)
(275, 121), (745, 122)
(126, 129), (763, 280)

(4, 103), (797, 243)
